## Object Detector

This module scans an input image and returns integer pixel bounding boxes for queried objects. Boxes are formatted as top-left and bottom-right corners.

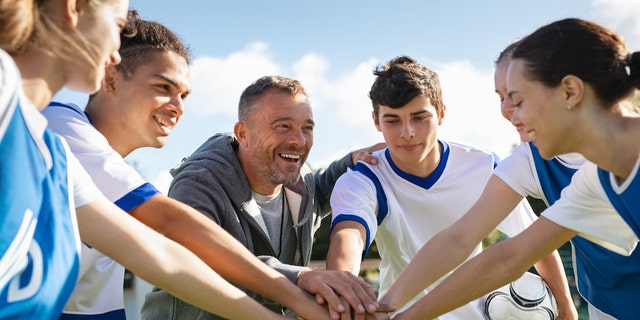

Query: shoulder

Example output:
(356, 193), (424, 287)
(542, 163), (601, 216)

(171, 132), (237, 176)
(42, 102), (87, 122)
(445, 140), (499, 165)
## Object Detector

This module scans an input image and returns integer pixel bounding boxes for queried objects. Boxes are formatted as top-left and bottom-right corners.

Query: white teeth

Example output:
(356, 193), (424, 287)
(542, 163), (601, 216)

(154, 116), (171, 128)
(280, 153), (301, 159)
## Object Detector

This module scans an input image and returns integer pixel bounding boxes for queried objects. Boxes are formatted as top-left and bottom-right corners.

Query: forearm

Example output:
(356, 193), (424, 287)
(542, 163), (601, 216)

(395, 217), (576, 319)
(326, 224), (367, 275)
(132, 196), (326, 318)
(77, 198), (284, 320)
(380, 229), (473, 310)
(533, 250), (577, 320)
(395, 240), (527, 320)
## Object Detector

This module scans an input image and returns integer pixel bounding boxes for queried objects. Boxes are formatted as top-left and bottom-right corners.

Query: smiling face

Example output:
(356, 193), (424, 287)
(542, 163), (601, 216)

(507, 59), (573, 159)
(495, 59), (530, 142)
(92, 50), (190, 156)
(374, 94), (444, 177)
(236, 89), (314, 195)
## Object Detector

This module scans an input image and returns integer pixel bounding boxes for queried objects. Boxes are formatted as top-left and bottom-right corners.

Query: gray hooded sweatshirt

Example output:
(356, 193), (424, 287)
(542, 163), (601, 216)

(141, 132), (354, 319)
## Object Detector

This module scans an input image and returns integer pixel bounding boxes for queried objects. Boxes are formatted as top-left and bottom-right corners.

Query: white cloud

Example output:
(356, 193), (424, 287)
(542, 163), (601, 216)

(591, 0), (640, 49)
(437, 60), (519, 159)
(188, 42), (281, 117)
(150, 171), (174, 195)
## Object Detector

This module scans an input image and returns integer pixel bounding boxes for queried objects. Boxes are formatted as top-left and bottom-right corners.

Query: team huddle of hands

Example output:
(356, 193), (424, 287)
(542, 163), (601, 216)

(297, 268), (393, 320)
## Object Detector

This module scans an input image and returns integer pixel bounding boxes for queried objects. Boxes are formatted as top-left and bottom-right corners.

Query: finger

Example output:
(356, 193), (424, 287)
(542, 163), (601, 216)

(317, 286), (346, 315)
(329, 305), (340, 320)
(375, 301), (396, 313)
(353, 306), (366, 320)
(339, 297), (353, 320)
(356, 276), (378, 301)
(330, 279), (369, 314)
(367, 154), (378, 165)
(345, 277), (378, 313)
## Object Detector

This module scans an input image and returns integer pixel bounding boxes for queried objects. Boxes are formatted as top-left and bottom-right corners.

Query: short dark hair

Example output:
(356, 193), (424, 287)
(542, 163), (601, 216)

(238, 75), (308, 121)
(369, 56), (443, 116)
(116, 10), (191, 80)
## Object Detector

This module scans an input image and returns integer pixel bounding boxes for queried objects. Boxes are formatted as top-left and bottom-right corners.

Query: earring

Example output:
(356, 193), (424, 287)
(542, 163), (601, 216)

(567, 105), (573, 110)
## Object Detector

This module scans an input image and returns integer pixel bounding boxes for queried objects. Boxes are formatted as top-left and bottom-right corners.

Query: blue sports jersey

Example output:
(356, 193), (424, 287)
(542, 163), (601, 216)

(0, 89), (80, 317)
(531, 142), (640, 319)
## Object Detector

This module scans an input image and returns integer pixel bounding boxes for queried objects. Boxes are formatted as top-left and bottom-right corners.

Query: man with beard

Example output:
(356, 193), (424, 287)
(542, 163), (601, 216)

(142, 75), (388, 320)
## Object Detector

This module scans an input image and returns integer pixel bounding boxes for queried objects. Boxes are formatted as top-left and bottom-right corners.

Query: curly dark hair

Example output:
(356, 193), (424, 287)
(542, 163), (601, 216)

(116, 9), (191, 80)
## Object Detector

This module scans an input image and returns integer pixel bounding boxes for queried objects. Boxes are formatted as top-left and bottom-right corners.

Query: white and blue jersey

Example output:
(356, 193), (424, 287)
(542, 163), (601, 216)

(494, 141), (640, 319)
(42, 102), (160, 319)
(330, 141), (537, 319)
(0, 49), (99, 319)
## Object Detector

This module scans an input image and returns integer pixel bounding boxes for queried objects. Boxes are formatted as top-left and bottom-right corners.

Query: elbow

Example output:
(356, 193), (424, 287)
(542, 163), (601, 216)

(495, 241), (532, 282)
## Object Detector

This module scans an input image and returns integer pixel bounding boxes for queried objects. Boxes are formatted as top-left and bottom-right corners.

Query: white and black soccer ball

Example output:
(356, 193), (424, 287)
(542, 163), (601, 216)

(483, 272), (557, 320)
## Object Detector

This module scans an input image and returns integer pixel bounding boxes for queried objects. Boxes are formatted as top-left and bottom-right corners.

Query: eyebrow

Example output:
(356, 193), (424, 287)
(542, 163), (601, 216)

(381, 109), (429, 118)
(271, 116), (315, 126)
(507, 90), (518, 100)
(154, 74), (191, 95)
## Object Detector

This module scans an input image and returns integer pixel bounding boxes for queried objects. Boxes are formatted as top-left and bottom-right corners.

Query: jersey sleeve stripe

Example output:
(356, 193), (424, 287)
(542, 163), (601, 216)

(114, 182), (160, 212)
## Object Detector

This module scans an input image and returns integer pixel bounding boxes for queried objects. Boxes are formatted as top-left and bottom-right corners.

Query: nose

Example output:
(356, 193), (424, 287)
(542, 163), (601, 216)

(401, 122), (415, 140)
(167, 96), (185, 117)
(500, 98), (514, 122)
(110, 50), (122, 66)
(511, 106), (522, 126)
(288, 127), (307, 147)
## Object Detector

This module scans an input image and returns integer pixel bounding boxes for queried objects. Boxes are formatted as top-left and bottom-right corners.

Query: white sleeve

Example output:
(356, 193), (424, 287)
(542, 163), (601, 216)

(543, 162), (639, 255)
(496, 198), (538, 238)
(64, 141), (102, 207)
(330, 168), (379, 248)
(43, 104), (147, 202)
(494, 142), (542, 199)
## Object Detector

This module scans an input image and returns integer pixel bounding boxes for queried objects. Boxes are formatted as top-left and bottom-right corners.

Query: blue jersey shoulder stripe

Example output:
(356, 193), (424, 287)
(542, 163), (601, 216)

(330, 215), (371, 261)
(114, 182), (160, 212)
(529, 142), (577, 205)
(47, 102), (84, 117)
(597, 167), (640, 237)
(60, 308), (126, 320)
(351, 162), (388, 225)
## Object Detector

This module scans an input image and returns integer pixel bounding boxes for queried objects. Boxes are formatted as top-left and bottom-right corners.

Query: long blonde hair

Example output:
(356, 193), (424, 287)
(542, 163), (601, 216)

(1, 0), (111, 72)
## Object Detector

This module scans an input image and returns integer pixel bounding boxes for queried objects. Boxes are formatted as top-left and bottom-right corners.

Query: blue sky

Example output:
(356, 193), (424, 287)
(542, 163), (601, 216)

(54, 0), (640, 193)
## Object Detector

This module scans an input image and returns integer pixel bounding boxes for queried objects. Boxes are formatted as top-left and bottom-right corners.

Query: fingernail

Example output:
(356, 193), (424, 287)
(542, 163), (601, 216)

(358, 305), (366, 313)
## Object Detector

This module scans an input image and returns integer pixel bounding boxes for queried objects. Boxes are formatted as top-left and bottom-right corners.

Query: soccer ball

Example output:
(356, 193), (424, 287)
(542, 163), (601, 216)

(483, 272), (557, 320)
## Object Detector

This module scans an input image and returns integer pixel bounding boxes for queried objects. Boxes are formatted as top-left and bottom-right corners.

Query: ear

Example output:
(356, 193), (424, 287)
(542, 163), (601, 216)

(559, 75), (584, 108)
(61, 0), (80, 28)
(372, 111), (382, 132)
(103, 65), (118, 95)
(437, 104), (446, 125)
(234, 122), (249, 147)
